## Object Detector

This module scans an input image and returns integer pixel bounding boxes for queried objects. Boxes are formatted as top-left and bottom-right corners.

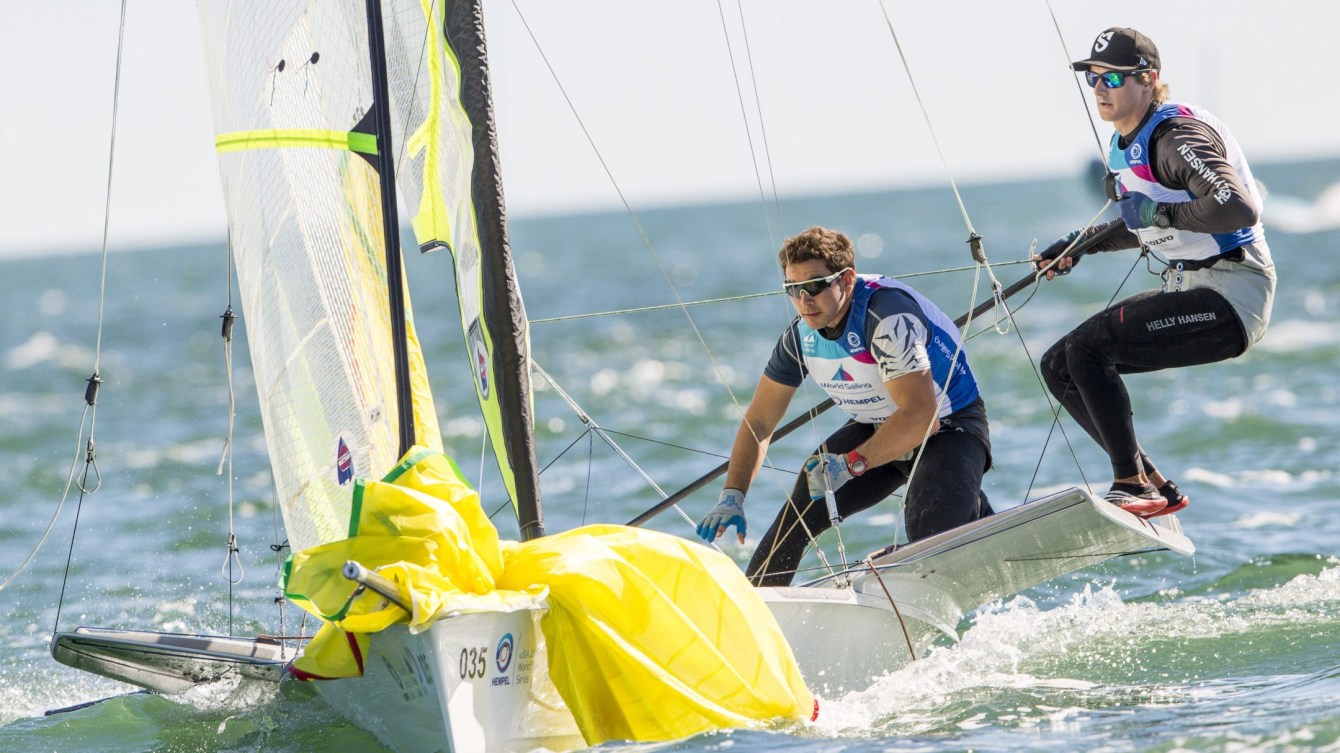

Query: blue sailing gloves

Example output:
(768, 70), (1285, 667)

(1119, 191), (1161, 229)
(697, 488), (747, 544)
(804, 452), (854, 501)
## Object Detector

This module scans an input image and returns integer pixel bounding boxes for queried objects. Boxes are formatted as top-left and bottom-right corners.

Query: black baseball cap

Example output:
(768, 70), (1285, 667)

(1070, 27), (1160, 72)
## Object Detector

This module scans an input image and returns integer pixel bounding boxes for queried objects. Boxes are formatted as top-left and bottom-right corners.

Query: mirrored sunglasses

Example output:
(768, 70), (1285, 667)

(783, 268), (850, 298)
(1084, 70), (1150, 89)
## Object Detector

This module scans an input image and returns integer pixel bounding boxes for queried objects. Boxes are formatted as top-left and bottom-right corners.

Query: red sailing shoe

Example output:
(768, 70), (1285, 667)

(1147, 480), (1190, 517)
(1104, 482), (1168, 518)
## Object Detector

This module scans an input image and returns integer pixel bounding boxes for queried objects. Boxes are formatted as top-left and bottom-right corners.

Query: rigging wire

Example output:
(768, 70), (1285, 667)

(876, 2), (981, 243)
(1043, 0), (1114, 168)
(507, 0), (758, 473)
(216, 229), (243, 636)
(506, 0), (819, 550)
(530, 289), (778, 324)
(714, 0), (783, 246)
(532, 361), (700, 533)
(19, 0), (130, 626)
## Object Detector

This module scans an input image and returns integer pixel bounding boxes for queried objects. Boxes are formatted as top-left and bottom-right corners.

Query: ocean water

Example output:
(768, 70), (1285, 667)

(3, 160), (1340, 752)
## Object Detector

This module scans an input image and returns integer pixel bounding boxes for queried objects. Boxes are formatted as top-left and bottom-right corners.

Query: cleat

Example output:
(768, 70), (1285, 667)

(1104, 482), (1167, 518)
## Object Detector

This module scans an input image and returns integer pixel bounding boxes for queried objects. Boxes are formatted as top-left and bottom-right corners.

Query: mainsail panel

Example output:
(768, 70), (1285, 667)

(380, 0), (544, 538)
(198, 1), (441, 552)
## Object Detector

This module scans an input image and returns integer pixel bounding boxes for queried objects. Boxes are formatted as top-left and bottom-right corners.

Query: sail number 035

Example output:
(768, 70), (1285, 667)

(460, 646), (488, 679)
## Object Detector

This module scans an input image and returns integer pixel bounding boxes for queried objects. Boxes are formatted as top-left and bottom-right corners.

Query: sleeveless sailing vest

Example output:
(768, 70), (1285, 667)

(1110, 103), (1265, 261)
(798, 275), (979, 424)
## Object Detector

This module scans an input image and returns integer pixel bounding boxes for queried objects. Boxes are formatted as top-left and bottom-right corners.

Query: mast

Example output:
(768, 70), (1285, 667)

(364, 0), (415, 457)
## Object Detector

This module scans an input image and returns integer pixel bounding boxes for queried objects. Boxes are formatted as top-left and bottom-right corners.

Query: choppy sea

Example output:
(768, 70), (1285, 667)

(3, 159), (1340, 752)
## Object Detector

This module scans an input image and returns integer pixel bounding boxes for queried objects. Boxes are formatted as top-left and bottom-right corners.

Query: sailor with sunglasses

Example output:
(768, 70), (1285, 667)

(1033, 27), (1276, 517)
(697, 226), (993, 587)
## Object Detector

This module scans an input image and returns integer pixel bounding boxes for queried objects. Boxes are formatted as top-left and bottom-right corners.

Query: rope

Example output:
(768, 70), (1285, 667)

(216, 231), (243, 636)
(864, 559), (918, 661)
(0, 407), (97, 594)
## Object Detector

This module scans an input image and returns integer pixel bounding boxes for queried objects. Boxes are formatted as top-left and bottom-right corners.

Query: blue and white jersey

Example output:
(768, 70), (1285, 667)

(765, 275), (980, 425)
(1111, 103), (1265, 261)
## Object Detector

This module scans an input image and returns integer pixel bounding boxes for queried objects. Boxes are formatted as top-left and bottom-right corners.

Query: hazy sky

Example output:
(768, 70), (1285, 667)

(3, 0), (1337, 257)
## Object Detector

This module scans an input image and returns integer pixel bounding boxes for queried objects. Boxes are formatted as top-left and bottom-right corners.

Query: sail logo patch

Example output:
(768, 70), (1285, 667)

(336, 438), (353, 485)
(468, 319), (490, 399)
(496, 632), (514, 673)
(831, 366), (854, 382)
(475, 341), (490, 398)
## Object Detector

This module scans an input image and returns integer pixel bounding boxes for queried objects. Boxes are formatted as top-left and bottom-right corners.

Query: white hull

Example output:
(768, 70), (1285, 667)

(314, 609), (583, 753)
(762, 486), (1193, 695)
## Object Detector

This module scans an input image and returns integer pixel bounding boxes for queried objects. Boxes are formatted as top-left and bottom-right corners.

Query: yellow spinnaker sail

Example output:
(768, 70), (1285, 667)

(282, 448), (814, 744)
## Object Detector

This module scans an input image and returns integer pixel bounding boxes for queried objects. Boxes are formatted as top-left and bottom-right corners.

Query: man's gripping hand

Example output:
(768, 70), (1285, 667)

(697, 488), (746, 544)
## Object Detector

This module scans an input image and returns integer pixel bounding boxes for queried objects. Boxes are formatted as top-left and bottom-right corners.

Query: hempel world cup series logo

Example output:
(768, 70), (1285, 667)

(496, 633), (514, 673)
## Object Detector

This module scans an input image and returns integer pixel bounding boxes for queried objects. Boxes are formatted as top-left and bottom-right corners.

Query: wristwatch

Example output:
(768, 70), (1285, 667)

(1152, 203), (1172, 229)
(845, 450), (868, 476)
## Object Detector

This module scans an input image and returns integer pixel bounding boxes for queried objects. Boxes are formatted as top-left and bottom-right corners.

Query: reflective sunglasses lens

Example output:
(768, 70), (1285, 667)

(784, 280), (825, 298)
(1085, 71), (1127, 89)
(784, 274), (837, 298)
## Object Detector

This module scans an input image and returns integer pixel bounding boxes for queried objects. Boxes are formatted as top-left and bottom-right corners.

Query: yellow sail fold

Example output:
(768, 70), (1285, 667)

(281, 447), (814, 743)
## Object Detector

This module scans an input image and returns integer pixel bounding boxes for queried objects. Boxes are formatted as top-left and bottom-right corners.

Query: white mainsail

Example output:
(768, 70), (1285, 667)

(197, 1), (442, 552)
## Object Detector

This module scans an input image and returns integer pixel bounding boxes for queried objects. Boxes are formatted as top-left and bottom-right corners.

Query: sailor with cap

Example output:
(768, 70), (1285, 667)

(1032, 27), (1276, 519)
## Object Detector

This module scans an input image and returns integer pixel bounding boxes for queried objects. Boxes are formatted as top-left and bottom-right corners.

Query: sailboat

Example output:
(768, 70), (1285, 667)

(50, 1), (1193, 751)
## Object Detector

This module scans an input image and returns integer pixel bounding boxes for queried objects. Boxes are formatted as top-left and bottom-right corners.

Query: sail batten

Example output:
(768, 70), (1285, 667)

(215, 129), (379, 154)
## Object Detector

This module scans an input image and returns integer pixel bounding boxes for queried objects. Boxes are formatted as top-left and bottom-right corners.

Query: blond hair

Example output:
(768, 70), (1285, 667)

(1138, 71), (1170, 104)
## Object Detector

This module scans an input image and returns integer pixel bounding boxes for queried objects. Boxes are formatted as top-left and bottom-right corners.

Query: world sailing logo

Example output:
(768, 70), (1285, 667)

(831, 366), (855, 382)
(336, 437), (353, 486)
